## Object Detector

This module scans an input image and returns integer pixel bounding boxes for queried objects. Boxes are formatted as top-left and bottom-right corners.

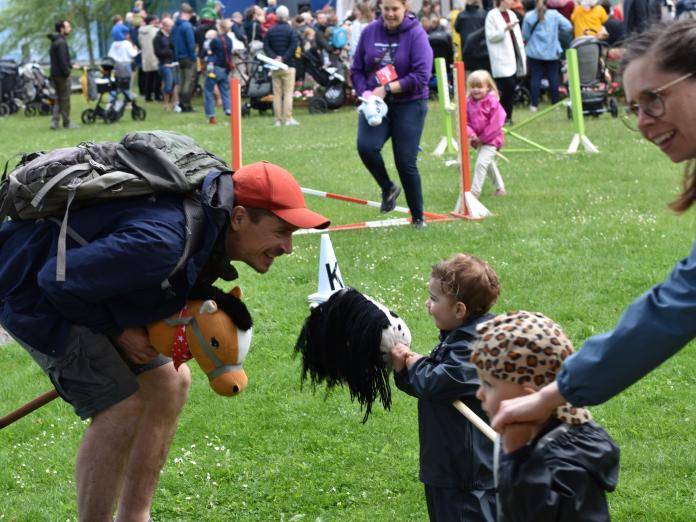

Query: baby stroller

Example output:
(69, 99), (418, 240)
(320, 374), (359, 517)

(81, 57), (146, 124)
(427, 29), (453, 100)
(236, 52), (274, 117)
(0, 59), (20, 116)
(18, 62), (54, 117)
(301, 50), (347, 114)
(566, 37), (618, 119)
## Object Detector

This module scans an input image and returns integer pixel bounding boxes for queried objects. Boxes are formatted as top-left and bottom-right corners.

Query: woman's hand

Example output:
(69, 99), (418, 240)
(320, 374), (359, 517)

(116, 327), (159, 364)
(372, 85), (387, 99)
(506, 20), (518, 32)
(491, 381), (566, 432)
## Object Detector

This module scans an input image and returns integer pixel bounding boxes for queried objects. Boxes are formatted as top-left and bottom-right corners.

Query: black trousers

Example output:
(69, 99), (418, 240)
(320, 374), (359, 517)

(494, 75), (516, 123)
(424, 484), (496, 522)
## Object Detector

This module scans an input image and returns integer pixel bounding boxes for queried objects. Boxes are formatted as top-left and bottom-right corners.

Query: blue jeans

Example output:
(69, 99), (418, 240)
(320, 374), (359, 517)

(159, 64), (178, 94)
(357, 98), (428, 221)
(204, 65), (231, 118)
(527, 57), (561, 107)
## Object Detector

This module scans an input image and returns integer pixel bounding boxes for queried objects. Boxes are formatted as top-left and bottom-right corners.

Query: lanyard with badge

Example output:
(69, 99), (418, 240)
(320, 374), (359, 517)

(374, 33), (400, 87)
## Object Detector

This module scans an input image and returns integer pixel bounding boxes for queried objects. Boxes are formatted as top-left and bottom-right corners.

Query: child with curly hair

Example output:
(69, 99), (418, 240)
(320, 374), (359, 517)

(391, 253), (500, 522)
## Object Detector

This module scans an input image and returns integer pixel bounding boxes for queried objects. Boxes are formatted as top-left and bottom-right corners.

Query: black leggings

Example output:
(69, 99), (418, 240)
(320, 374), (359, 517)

(495, 75), (516, 123)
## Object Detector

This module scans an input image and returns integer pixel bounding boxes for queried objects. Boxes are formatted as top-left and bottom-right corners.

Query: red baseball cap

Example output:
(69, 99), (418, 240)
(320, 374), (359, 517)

(233, 161), (330, 230)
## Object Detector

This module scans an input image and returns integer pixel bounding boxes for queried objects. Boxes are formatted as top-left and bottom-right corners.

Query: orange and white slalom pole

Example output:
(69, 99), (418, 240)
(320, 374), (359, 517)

(230, 78), (242, 170)
(453, 61), (490, 220)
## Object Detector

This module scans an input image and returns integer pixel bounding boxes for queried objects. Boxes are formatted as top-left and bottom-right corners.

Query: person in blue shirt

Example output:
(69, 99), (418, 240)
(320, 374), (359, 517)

(522, 0), (572, 112)
(492, 20), (696, 439)
(172, 3), (197, 112)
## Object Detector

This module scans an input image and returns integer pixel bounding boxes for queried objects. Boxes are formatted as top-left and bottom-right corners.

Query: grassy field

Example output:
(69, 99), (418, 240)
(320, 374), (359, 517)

(1, 92), (695, 521)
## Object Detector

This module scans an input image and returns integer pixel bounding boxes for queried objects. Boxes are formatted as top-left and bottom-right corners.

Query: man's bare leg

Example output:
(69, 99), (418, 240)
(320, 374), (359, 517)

(115, 363), (191, 521)
(75, 393), (144, 521)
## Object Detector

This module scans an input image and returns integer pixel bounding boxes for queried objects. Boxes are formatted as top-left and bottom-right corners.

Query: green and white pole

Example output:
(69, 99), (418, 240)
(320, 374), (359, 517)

(433, 57), (458, 157)
(566, 48), (598, 153)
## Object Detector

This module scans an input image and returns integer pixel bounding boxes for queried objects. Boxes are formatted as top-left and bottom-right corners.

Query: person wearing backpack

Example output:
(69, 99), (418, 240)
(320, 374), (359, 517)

(0, 150), (330, 521)
(455, 0), (490, 74)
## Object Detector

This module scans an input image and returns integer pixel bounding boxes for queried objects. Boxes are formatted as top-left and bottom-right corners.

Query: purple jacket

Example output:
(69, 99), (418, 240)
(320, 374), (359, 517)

(466, 92), (506, 149)
(350, 14), (433, 103)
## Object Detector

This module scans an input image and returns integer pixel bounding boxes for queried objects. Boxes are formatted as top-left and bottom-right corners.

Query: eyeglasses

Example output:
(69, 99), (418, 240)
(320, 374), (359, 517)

(621, 71), (695, 131)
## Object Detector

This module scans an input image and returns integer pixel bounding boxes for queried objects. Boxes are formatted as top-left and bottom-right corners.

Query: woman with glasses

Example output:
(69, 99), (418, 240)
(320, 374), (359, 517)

(491, 20), (696, 433)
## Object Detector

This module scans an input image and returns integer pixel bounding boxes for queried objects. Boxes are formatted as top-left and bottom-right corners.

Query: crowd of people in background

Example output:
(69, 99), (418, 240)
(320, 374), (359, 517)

(49, 0), (689, 130)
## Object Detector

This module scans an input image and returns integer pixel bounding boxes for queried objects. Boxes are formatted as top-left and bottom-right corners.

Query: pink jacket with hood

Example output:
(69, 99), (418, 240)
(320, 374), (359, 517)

(466, 92), (506, 150)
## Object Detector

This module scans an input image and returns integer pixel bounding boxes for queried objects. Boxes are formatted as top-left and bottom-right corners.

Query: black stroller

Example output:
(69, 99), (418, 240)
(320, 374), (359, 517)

(301, 50), (347, 114)
(232, 49), (274, 117)
(0, 59), (20, 116)
(566, 37), (618, 119)
(18, 62), (54, 117)
(427, 29), (453, 100)
(81, 57), (146, 124)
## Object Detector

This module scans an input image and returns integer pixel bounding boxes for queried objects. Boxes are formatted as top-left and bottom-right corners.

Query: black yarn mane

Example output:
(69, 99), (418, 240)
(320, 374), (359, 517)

(294, 287), (392, 422)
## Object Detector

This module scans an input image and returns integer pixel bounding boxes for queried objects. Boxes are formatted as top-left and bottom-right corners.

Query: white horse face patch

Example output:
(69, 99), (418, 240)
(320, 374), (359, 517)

(364, 295), (412, 356)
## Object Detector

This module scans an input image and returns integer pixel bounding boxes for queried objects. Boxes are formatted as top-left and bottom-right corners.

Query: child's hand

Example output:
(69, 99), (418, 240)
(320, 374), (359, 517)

(404, 352), (422, 370)
(469, 135), (480, 148)
(390, 342), (411, 372)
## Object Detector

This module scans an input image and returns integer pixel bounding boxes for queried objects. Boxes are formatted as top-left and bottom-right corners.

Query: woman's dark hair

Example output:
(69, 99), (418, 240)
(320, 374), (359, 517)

(55, 20), (67, 33)
(620, 20), (696, 213)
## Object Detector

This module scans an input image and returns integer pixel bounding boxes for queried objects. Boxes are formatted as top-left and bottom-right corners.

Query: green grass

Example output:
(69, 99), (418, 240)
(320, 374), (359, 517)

(1, 94), (695, 521)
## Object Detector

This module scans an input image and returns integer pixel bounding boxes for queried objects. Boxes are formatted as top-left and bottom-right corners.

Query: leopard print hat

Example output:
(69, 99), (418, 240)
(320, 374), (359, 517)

(471, 311), (592, 426)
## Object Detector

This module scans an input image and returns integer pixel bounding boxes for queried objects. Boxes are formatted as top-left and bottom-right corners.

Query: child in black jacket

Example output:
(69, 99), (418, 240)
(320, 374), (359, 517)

(471, 311), (620, 522)
(391, 253), (500, 522)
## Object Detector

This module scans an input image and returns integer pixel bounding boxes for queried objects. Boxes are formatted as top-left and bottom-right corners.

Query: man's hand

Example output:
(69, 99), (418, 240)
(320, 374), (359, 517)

(116, 327), (159, 364)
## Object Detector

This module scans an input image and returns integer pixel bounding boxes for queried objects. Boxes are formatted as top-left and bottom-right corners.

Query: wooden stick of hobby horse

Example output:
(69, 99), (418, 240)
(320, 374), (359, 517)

(0, 389), (59, 429)
(452, 400), (497, 442)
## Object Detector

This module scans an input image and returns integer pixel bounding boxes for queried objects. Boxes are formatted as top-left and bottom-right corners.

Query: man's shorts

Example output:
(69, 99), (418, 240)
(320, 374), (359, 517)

(7, 324), (171, 420)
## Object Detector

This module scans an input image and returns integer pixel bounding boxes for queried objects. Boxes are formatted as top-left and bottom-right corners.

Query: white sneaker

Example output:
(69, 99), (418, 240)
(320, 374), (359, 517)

(173, 104), (182, 113)
(285, 118), (300, 126)
(274, 120), (282, 128)
(529, 106), (538, 113)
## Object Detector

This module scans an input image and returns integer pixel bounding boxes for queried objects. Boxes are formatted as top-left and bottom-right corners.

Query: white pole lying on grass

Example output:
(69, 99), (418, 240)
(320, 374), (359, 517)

(452, 400), (497, 442)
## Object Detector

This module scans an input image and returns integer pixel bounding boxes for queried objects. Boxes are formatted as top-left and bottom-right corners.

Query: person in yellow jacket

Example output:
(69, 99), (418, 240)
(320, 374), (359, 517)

(450, 0), (464, 60)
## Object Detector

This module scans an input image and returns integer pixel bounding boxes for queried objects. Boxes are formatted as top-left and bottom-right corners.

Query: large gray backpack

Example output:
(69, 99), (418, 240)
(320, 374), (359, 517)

(0, 130), (231, 284)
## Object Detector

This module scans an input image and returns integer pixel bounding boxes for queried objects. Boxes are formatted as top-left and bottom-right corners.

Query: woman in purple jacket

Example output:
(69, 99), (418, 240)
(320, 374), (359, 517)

(350, 0), (433, 228)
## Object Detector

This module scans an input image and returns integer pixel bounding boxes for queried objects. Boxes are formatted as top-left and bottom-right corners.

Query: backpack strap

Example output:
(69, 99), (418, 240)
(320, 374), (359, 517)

(160, 194), (206, 295)
(30, 162), (91, 210)
(55, 177), (86, 282)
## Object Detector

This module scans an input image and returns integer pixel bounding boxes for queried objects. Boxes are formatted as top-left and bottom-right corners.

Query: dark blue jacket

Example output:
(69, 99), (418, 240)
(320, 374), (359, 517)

(172, 16), (196, 60)
(0, 172), (234, 356)
(394, 314), (495, 490)
(263, 21), (298, 66)
(207, 36), (233, 69)
(498, 419), (619, 522)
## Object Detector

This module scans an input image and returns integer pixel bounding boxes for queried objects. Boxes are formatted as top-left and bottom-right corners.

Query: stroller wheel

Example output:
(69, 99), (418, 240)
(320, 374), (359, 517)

(308, 96), (328, 115)
(241, 103), (251, 117)
(514, 86), (531, 107)
(132, 105), (147, 121)
(609, 98), (619, 118)
(0, 103), (8, 116)
(567, 105), (573, 120)
(81, 109), (96, 124)
(24, 106), (37, 117)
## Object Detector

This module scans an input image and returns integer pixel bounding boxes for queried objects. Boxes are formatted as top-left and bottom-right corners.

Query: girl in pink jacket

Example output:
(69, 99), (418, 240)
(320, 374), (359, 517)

(466, 70), (507, 198)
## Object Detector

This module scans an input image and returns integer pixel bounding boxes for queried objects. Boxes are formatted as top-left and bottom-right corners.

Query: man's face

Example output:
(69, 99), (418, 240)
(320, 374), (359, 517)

(225, 208), (297, 273)
(317, 12), (327, 25)
(63, 21), (72, 35)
